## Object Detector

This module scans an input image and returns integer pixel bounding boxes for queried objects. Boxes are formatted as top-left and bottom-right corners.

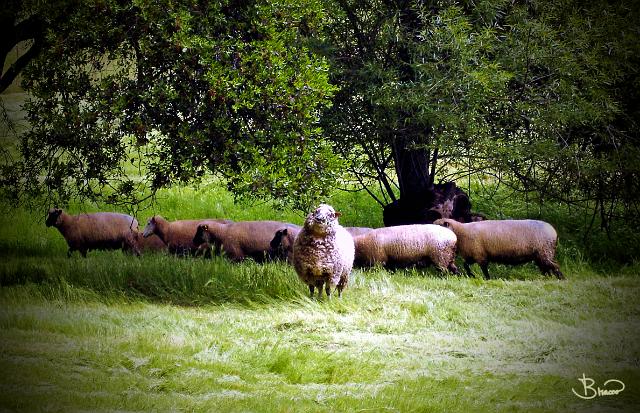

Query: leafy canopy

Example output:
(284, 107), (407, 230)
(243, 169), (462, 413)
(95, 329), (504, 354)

(2, 0), (339, 211)
(321, 0), (640, 229)
(2, 0), (639, 230)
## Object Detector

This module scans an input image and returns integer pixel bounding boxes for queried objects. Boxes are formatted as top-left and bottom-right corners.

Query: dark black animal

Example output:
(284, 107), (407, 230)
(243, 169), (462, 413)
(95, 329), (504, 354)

(383, 182), (484, 227)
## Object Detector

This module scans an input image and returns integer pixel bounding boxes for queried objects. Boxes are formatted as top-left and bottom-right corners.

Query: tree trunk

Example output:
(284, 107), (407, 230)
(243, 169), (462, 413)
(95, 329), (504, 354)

(384, 136), (476, 226)
(393, 135), (433, 201)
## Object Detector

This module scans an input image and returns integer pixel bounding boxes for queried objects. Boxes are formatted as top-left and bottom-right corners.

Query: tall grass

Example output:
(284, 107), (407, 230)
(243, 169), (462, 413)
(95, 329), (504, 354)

(1, 178), (639, 307)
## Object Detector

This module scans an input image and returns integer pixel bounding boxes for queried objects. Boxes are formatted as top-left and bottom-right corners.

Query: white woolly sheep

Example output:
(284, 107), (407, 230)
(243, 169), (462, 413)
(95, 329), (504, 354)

(193, 220), (296, 262)
(433, 218), (564, 279)
(352, 224), (458, 272)
(142, 215), (231, 256)
(45, 208), (140, 257)
(293, 204), (355, 298)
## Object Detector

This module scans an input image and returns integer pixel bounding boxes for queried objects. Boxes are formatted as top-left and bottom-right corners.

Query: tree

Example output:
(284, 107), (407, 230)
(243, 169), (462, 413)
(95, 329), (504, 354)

(2, 0), (638, 230)
(1, 0), (339, 212)
(320, 0), (640, 228)
(487, 0), (640, 233)
(321, 0), (514, 224)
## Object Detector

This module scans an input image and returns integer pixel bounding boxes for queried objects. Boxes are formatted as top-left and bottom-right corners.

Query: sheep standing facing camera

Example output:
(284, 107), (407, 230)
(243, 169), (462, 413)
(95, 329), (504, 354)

(293, 204), (355, 298)
(45, 208), (140, 257)
(433, 218), (564, 279)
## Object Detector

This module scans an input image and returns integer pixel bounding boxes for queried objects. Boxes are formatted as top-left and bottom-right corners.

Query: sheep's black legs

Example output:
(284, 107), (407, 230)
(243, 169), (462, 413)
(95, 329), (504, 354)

(535, 257), (565, 280)
(325, 284), (332, 298)
(480, 263), (490, 279)
(309, 285), (315, 297)
(463, 262), (475, 277)
(448, 262), (459, 275)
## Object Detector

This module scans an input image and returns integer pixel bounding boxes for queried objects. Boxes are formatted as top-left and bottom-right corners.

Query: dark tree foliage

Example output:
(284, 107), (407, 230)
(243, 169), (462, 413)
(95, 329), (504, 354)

(1, 0), (339, 211)
(1, 0), (639, 231)
(488, 0), (640, 233)
(321, 0), (640, 229)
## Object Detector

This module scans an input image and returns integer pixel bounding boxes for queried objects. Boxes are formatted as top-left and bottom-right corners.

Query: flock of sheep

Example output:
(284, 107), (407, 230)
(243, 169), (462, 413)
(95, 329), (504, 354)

(45, 203), (564, 298)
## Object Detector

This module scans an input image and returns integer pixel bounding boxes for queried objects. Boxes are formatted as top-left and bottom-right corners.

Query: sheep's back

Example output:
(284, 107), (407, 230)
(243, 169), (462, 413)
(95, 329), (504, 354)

(465, 220), (557, 262)
(165, 219), (228, 252)
(164, 220), (204, 248)
(70, 213), (137, 249)
(227, 221), (293, 252)
(345, 226), (373, 237)
(369, 224), (455, 263)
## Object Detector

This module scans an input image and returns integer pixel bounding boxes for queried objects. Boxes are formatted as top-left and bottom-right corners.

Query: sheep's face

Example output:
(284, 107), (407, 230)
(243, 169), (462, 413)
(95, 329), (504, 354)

(142, 217), (157, 238)
(433, 218), (456, 230)
(270, 228), (292, 259)
(193, 224), (210, 246)
(306, 204), (341, 233)
(46, 208), (63, 227)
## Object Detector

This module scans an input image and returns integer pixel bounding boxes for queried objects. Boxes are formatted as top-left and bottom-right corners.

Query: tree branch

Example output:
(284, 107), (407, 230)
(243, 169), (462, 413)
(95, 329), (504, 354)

(0, 38), (41, 93)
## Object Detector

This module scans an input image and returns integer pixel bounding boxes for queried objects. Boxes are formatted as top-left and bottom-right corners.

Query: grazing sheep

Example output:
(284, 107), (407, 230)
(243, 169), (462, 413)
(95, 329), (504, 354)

(269, 224), (302, 262)
(293, 204), (355, 298)
(433, 218), (564, 279)
(352, 224), (458, 273)
(142, 215), (231, 256)
(135, 232), (167, 254)
(45, 208), (140, 257)
(193, 220), (294, 262)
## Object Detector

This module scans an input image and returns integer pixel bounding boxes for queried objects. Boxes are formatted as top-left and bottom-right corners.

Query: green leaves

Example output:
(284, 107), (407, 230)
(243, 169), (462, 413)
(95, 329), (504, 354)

(6, 0), (337, 211)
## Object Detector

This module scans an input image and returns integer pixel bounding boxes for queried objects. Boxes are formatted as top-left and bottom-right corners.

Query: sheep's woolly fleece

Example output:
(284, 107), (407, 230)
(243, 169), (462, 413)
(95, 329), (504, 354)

(293, 204), (355, 296)
(353, 224), (457, 271)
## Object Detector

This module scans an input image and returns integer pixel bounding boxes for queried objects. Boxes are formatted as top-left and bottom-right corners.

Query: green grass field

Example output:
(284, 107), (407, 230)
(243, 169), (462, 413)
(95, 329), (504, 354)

(1, 92), (639, 412)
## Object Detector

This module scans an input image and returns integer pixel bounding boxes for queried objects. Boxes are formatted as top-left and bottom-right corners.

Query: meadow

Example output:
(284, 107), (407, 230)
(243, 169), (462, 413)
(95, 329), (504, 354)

(1, 91), (639, 412)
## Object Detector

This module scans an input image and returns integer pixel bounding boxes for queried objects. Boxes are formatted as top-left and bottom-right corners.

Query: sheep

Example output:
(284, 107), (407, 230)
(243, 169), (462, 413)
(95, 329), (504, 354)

(352, 224), (458, 273)
(193, 220), (295, 262)
(433, 218), (564, 279)
(269, 225), (373, 263)
(142, 215), (231, 256)
(135, 231), (167, 254)
(292, 204), (355, 298)
(345, 226), (374, 237)
(45, 208), (140, 257)
(269, 224), (302, 262)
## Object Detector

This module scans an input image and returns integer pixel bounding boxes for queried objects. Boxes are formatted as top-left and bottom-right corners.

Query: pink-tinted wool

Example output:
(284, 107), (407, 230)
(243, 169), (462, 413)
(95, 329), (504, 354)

(293, 204), (355, 297)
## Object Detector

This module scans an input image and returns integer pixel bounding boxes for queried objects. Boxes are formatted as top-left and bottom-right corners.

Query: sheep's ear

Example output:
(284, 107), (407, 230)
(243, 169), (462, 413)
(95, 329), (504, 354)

(334, 211), (341, 218)
(281, 228), (288, 235)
